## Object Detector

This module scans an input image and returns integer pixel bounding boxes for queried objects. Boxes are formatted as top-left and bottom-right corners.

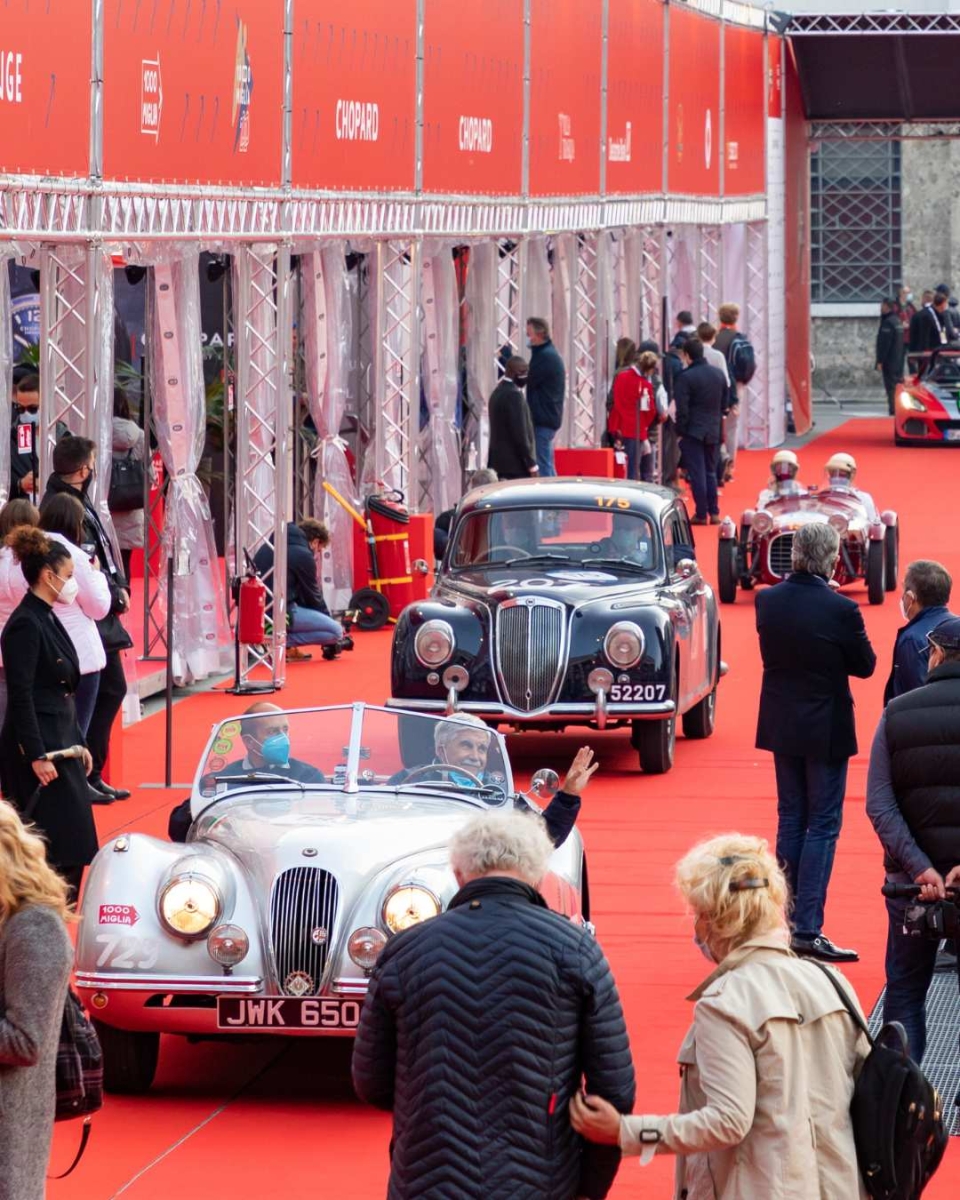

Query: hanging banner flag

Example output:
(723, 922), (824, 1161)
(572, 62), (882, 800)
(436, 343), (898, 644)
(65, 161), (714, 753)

(102, 1), (285, 187)
(723, 25), (766, 196)
(528, 0), (603, 197)
(606, 0), (665, 195)
(0, 0), (90, 177)
(292, 0), (417, 192)
(667, 6), (721, 197)
(422, 0), (524, 195)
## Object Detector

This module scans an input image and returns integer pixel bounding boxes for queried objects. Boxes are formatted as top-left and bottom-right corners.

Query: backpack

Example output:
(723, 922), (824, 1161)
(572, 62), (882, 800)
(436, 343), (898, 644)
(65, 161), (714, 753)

(813, 962), (948, 1200)
(108, 449), (146, 512)
(727, 332), (757, 385)
(50, 990), (104, 1178)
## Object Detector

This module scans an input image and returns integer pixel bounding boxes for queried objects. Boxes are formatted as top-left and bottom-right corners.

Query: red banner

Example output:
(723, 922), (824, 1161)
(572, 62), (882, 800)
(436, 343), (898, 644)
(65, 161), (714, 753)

(422, 0), (524, 195)
(667, 7), (721, 197)
(292, 1), (417, 193)
(0, 0), (90, 177)
(723, 26), (766, 196)
(785, 41), (811, 435)
(103, 1), (284, 187)
(528, 0), (603, 197)
(606, 0), (664, 195)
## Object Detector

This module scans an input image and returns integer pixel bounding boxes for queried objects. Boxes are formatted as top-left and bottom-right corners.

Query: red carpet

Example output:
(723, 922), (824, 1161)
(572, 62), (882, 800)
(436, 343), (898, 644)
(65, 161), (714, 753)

(49, 418), (958, 1198)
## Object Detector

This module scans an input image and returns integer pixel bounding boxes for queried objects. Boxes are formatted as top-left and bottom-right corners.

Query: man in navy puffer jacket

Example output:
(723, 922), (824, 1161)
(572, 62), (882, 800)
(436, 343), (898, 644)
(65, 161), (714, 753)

(353, 810), (635, 1200)
(525, 317), (566, 477)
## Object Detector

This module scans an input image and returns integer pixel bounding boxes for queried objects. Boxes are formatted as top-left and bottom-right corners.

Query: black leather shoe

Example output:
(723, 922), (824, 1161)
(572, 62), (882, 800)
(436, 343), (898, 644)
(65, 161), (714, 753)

(322, 644), (342, 661)
(87, 784), (115, 806)
(90, 779), (131, 800)
(790, 934), (859, 964)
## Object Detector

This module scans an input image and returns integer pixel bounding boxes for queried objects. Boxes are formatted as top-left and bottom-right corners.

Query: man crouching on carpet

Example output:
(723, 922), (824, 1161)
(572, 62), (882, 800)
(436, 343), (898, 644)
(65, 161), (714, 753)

(352, 810), (636, 1200)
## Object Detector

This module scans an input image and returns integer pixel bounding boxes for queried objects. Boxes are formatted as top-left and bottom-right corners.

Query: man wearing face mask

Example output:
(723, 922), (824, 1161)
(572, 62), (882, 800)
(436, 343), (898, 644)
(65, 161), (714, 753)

(867, 616), (960, 1063)
(487, 356), (538, 480)
(42, 436), (133, 802)
(8, 373), (69, 502)
(884, 560), (953, 703)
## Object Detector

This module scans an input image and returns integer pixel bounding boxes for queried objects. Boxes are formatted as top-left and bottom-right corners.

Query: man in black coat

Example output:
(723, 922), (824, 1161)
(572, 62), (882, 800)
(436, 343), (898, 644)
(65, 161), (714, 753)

(908, 290), (945, 361)
(525, 317), (566, 477)
(756, 522), (876, 963)
(866, 616), (960, 1063)
(488, 355), (538, 480)
(875, 298), (905, 415)
(353, 810), (635, 1200)
(673, 338), (726, 524)
(42, 435), (132, 804)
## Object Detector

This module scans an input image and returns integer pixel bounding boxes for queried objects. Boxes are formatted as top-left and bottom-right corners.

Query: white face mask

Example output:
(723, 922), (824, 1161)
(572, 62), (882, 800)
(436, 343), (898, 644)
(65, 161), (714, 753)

(899, 595), (912, 622)
(52, 574), (79, 606)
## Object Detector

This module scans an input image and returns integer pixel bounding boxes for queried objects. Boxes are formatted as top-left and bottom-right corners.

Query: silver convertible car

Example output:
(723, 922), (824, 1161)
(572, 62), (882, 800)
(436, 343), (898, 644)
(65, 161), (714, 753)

(75, 704), (585, 1093)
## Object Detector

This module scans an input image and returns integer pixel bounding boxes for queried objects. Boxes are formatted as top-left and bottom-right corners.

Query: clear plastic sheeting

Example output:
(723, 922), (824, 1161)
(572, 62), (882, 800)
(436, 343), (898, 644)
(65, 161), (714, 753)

(463, 241), (497, 470)
(90, 259), (124, 574)
(301, 247), (357, 612)
(667, 227), (699, 324)
(551, 234), (574, 444)
(420, 241), (461, 515)
(150, 256), (231, 684)
(524, 237), (552, 335)
(0, 261), (12, 506)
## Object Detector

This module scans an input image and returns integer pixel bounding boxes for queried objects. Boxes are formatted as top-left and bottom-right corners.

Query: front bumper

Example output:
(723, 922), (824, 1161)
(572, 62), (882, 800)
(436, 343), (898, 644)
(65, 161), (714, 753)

(386, 697), (676, 722)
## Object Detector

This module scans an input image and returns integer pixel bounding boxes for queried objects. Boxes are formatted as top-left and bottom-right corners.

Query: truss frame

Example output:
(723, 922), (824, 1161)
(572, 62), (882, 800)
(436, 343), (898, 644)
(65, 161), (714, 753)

(372, 242), (421, 504)
(743, 221), (770, 449)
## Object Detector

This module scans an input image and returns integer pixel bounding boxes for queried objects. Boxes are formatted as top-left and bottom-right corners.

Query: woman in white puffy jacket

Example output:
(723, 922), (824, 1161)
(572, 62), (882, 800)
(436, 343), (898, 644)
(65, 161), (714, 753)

(38, 493), (111, 736)
(0, 499), (40, 728)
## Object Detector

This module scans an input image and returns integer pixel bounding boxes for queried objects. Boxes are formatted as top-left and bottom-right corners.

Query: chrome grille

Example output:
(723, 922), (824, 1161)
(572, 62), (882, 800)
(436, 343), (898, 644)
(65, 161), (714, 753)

(270, 867), (339, 996)
(768, 533), (794, 579)
(496, 601), (565, 712)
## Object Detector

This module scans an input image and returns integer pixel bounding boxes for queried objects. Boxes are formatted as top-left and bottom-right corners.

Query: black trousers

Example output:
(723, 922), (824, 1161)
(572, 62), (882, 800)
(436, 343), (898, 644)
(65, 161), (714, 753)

(87, 649), (126, 783)
(882, 367), (900, 415)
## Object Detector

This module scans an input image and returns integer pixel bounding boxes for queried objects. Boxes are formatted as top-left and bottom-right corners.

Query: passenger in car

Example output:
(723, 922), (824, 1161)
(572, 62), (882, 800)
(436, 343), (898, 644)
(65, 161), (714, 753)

(596, 512), (656, 568)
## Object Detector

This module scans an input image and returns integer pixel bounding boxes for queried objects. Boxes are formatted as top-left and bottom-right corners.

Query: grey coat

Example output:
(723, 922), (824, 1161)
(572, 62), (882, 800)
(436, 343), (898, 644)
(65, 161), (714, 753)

(0, 905), (73, 1200)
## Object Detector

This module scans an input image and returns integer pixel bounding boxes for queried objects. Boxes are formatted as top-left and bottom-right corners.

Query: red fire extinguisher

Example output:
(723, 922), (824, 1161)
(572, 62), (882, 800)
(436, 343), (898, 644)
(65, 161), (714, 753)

(237, 573), (267, 645)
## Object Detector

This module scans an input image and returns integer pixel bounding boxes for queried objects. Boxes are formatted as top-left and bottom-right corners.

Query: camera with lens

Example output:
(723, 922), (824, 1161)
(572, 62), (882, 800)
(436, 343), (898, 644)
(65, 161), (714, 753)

(900, 897), (959, 940)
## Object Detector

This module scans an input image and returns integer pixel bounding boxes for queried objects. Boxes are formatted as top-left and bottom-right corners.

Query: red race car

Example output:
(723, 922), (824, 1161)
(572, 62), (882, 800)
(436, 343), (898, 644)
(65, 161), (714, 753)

(895, 349), (960, 445)
(717, 452), (899, 605)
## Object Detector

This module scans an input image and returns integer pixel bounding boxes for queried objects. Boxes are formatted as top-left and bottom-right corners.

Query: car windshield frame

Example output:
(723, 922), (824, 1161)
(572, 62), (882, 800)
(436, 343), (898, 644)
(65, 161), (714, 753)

(190, 703), (514, 816)
(927, 352), (960, 384)
(448, 504), (662, 577)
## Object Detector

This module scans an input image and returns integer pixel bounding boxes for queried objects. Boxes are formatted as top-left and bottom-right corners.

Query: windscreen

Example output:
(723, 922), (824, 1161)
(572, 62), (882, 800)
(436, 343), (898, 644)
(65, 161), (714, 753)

(450, 506), (659, 574)
(196, 706), (511, 802)
(929, 354), (960, 384)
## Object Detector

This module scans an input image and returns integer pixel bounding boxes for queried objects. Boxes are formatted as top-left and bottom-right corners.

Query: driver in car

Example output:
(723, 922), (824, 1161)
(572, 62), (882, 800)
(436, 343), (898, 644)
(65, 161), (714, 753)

(595, 512), (655, 568)
(168, 702), (325, 842)
(759, 449), (806, 506)
(394, 712), (597, 848)
(822, 452), (879, 516)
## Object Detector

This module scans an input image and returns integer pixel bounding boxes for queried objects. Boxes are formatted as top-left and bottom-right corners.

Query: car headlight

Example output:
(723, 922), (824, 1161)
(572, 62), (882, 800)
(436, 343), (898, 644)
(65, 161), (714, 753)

(348, 926), (388, 970)
(159, 874), (221, 939)
(828, 514), (849, 534)
(751, 511), (773, 535)
(898, 392), (927, 412)
(604, 621), (644, 670)
(207, 923), (249, 968)
(382, 883), (441, 933)
(414, 620), (455, 668)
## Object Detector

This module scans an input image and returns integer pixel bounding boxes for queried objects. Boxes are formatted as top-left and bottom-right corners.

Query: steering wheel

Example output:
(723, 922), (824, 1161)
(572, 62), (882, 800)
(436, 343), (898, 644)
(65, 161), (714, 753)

(403, 763), (486, 789)
(483, 545), (532, 560)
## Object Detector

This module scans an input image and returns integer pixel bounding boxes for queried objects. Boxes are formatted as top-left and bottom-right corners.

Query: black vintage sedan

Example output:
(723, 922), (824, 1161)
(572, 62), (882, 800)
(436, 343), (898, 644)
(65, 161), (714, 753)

(387, 478), (723, 773)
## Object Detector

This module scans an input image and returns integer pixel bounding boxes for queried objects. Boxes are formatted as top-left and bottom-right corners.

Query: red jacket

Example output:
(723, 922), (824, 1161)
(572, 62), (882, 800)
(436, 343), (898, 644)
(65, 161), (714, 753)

(608, 367), (656, 442)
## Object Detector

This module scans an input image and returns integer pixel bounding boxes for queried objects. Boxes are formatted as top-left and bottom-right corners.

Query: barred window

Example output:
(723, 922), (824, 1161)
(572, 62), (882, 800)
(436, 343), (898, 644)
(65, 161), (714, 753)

(811, 137), (902, 303)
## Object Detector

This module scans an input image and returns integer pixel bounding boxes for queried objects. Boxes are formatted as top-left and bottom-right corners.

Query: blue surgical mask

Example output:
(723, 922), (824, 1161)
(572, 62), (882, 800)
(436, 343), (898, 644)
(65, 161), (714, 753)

(18, 409), (38, 425)
(694, 933), (715, 964)
(257, 732), (291, 767)
(526, 338), (533, 348)
(448, 768), (484, 789)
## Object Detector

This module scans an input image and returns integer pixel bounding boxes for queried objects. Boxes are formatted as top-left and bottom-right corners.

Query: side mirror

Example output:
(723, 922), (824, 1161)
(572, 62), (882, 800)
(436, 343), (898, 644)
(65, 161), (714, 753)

(530, 768), (559, 799)
(675, 558), (698, 580)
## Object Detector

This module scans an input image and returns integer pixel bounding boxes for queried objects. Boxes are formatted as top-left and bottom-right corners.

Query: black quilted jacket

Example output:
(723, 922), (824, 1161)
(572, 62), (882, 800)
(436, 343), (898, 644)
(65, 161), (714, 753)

(352, 876), (635, 1199)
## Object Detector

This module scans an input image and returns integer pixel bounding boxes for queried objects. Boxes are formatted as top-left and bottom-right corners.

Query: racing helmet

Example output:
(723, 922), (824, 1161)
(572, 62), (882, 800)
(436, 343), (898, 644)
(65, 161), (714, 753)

(825, 452), (857, 485)
(771, 450), (799, 483)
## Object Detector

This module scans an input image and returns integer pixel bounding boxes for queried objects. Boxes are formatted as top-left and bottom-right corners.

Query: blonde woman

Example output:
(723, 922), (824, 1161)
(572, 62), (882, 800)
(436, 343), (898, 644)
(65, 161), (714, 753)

(572, 833), (870, 1199)
(0, 801), (74, 1200)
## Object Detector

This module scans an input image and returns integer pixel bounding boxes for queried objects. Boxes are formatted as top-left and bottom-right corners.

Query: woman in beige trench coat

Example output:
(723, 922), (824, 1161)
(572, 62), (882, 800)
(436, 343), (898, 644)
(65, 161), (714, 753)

(572, 833), (871, 1199)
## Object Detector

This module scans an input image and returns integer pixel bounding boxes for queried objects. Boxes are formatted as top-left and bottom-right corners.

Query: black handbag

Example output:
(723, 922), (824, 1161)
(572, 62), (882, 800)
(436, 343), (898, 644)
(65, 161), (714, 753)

(108, 450), (146, 512)
(48, 989), (104, 1179)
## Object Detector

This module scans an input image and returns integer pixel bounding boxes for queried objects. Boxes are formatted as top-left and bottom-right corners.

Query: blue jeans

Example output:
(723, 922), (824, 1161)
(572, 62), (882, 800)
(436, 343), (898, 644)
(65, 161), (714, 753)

(679, 436), (718, 519)
(75, 671), (101, 738)
(534, 425), (557, 477)
(287, 606), (343, 647)
(774, 754), (849, 938)
(883, 898), (940, 1063)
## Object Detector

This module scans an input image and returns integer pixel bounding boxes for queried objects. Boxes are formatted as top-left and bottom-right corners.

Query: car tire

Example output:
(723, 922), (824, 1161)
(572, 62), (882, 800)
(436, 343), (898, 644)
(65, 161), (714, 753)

(634, 675), (677, 774)
(884, 523), (899, 591)
(94, 1022), (160, 1095)
(348, 588), (391, 631)
(867, 539), (885, 605)
(682, 686), (717, 740)
(717, 539), (739, 604)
